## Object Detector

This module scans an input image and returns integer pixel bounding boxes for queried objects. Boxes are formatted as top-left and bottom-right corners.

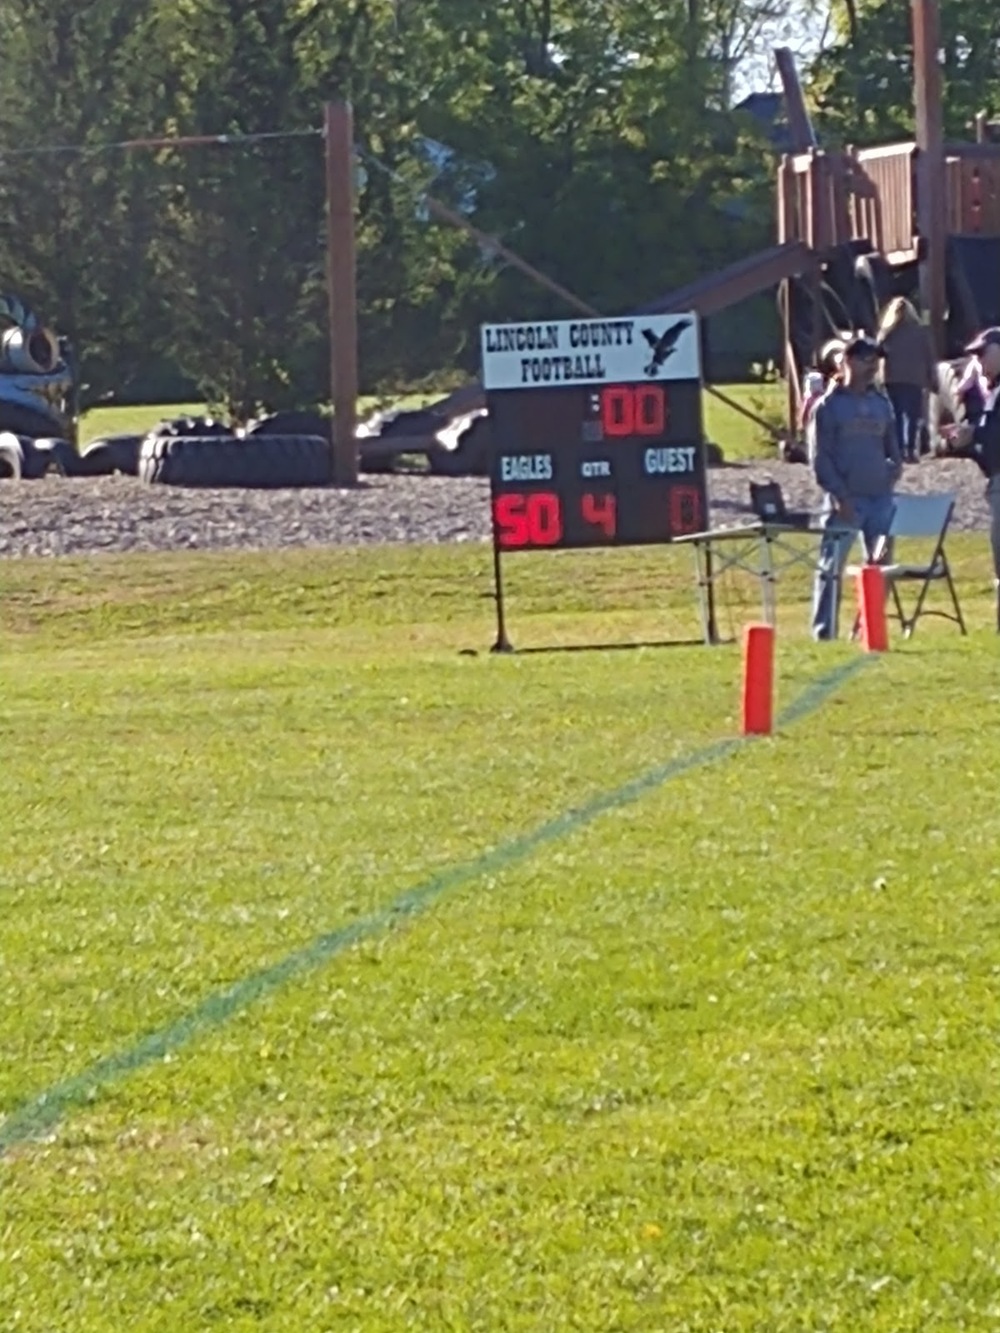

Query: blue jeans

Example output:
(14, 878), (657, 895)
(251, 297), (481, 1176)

(811, 493), (897, 641)
(886, 383), (924, 459)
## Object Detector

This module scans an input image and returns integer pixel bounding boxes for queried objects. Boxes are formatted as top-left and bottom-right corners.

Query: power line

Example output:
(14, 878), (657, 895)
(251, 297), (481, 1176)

(0, 127), (322, 160)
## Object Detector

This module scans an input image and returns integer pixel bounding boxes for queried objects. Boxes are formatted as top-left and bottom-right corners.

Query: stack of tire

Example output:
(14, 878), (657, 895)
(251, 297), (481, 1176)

(135, 414), (331, 488)
(0, 413), (335, 487)
(0, 406), (493, 486)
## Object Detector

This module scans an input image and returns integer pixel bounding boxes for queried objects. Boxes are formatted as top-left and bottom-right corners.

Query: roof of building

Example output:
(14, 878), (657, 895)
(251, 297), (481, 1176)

(733, 91), (795, 152)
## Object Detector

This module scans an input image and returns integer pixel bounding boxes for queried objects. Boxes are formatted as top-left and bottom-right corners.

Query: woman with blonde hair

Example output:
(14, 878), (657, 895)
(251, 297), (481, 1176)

(877, 296), (937, 462)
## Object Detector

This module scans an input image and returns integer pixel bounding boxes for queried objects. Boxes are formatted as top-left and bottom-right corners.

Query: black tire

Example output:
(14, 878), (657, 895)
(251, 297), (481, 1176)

(77, 434), (144, 477)
(379, 408), (443, 438)
(428, 414), (492, 476)
(850, 259), (881, 335)
(781, 274), (856, 383)
(245, 410), (330, 440)
(358, 406), (443, 440)
(855, 251), (893, 314)
(358, 407), (446, 474)
(0, 402), (67, 440)
(358, 449), (398, 475)
(149, 415), (234, 439)
(19, 437), (79, 478)
(138, 433), (333, 488)
(247, 410), (398, 474)
(0, 432), (23, 479)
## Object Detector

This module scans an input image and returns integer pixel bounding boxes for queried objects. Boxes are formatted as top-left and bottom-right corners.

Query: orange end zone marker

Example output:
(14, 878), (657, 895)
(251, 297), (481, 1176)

(857, 564), (889, 652)
(741, 623), (774, 736)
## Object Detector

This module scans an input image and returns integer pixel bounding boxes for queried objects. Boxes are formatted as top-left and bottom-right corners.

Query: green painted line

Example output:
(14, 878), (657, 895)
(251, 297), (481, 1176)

(0, 654), (871, 1155)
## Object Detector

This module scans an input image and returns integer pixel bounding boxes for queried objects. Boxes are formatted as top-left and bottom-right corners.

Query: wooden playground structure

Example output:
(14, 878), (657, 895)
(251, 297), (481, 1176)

(778, 132), (1000, 265)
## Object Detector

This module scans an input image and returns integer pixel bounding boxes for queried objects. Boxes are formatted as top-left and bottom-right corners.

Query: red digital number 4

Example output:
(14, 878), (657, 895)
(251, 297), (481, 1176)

(580, 491), (616, 538)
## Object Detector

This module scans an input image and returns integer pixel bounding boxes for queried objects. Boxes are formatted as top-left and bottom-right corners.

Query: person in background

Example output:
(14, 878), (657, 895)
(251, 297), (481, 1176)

(778, 370), (829, 466)
(819, 336), (846, 385)
(809, 335), (902, 641)
(956, 349), (988, 423)
(939, 327), (1000, 629)
(877, 297), (937, 463)
(800, 370), (826, 436)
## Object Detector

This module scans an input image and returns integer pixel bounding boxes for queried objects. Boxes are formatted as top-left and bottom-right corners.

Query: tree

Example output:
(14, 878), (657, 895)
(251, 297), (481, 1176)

(146, 0), (331, 420)
(402, 0), (778, 319)
(0, 0), (165, 406)
(810, 0), (1000, 144)
(0, 0), (784, 407)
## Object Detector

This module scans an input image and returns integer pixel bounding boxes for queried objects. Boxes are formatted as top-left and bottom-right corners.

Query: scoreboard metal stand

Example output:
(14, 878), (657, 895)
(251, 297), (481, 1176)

(490, 538), (515, 654)
(481, 311), (717, 652)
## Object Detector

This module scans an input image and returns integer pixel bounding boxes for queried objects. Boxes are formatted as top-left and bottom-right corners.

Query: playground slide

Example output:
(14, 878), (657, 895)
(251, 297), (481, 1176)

(635, 241), (816, 317)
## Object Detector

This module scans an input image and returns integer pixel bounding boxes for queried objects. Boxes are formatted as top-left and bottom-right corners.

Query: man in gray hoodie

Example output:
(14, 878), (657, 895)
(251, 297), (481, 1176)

(809, 335), (902, 639)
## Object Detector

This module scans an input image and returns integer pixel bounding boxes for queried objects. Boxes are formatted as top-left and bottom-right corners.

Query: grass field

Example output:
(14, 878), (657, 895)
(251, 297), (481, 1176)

(2, 537), (999, 1330)
(78, 381), (786, 461)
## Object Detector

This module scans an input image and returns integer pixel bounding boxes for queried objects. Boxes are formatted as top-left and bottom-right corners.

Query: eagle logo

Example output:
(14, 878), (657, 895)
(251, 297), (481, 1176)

(641, 319), (690, 377)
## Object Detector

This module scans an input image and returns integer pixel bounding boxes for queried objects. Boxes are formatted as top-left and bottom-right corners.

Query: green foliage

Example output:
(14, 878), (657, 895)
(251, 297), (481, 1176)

(811, 0), (1000, 144)
(2, 541), (1000, 1327)
(0, 0), (791, 407)
(0, 0), (164, 399)
(146, 0), (328, 420)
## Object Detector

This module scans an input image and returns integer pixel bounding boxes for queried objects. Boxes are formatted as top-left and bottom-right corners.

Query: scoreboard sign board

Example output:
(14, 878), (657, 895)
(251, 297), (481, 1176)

(480, 312), (710, 648)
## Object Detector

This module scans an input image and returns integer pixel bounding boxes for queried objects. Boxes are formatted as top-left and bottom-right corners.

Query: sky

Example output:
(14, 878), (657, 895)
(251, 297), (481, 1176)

(731, 1), (835, 103)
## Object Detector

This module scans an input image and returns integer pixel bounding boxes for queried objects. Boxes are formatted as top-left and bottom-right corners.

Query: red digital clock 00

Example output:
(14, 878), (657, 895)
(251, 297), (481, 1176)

(594, 383), (667, 439)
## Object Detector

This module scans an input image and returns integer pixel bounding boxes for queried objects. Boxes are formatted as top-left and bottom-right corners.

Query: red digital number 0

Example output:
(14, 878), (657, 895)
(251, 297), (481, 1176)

(580, 491), (616, 538)
(601, 386), (634, 437)
(494, 491), (564, 548)
(600, 385), (666, 438)
(636, 384), (666, 434)
(669, 485), (703, 536)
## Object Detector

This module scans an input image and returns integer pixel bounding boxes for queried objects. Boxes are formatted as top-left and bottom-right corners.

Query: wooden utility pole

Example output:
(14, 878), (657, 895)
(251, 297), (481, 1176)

(912, 0), (947, 355)
(324, 100), (359, 485)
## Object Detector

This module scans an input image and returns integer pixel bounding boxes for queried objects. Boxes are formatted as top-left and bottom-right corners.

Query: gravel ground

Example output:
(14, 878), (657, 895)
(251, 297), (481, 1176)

(0, 458), (989, 559)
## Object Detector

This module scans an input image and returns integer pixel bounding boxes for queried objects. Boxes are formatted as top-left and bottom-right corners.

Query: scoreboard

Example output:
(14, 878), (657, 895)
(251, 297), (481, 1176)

(482, 313), (708, 553)
(480, 312), (710, 649)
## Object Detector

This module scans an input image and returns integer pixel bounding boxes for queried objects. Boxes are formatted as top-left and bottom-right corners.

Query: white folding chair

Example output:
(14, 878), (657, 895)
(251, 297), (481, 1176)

(848, 492), (966, 639)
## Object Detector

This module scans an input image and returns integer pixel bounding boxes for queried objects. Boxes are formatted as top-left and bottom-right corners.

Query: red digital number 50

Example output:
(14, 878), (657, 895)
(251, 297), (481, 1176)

(494, 492), (564, 548)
